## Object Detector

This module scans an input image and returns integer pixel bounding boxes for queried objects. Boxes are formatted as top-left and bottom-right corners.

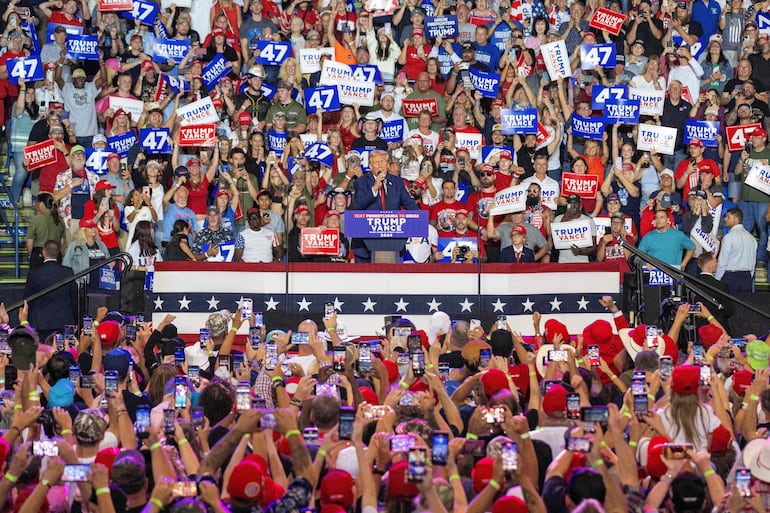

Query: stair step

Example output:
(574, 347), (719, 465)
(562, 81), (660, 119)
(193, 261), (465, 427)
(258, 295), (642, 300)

(0, 278), (25, 285)
(0, 262), (27, 269)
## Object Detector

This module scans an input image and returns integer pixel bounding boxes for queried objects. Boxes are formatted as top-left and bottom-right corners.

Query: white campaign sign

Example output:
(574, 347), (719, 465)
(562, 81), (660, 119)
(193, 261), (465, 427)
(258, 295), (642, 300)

(541, 40), (571, 79)
(298, 47), (336, 74)
(628, 88), (665, 116)
(176, 96), (219, 126)
(454, 132), (483, 161)
(551, 219), (594, 249)
(489, 184), (527, 215)
(320, 60), (353, 86)
(336, 79), (375, 107)
(109, 96), (145, 120)
(744, 162), (770, 196)
(636, 123), (677, 155)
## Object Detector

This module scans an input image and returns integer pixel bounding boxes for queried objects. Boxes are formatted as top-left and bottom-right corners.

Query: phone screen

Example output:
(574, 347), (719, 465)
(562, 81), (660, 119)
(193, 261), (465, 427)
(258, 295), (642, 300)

(588, 345), (600, 366)
(407, 334), (422, 354)
(501, 441), (518, 472)
(163, 408), (176, 435)
(290, 332), (309, 345)
(431, 431), (449, 465)
(407, 448), (427, 482)
(567, 393), (580, 419)
(633, 395), (648, 415)
(191, 407), (204, 429)
(737, 468), (752, 497)
(338, 407), (355, 440)
(241, 298), (253, 319)
(411, 351), (425, 376)
(135, 406), (150, 438)
(175, 376), (188, 409)
(105, 371), (118, 396)
(660, 356), (673, 379)
(125, 325), (137, 342)
(236, 382), (251, 411)
(358, 343), (372, 373)
(265, 344), (278, 370)
(333, 347), (346, 372)
(63, 465), (91, 482)
(580, 407), (609, 423)
(479, 348), (491, 367)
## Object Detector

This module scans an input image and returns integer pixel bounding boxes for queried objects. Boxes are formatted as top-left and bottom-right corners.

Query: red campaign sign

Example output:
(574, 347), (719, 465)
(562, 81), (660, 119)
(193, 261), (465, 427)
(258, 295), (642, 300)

(23, 139), (58, 170)
(536, 122), (549, 146)
(561, 172), (599, 199)
(179, 124), (216, 147)
(98, 0), (132, 11)
(300, 227), (340, 256)
(589, 8), (627, 36)
(726, 123), (762, 152)
(469, 14), (495, 25)
(402, 98), (439, 118)
(517, 53), (533, 77)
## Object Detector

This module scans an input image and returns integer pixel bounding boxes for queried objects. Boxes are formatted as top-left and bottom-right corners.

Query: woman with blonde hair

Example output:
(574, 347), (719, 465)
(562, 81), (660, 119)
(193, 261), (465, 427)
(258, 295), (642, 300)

(278, 57), (303, 94)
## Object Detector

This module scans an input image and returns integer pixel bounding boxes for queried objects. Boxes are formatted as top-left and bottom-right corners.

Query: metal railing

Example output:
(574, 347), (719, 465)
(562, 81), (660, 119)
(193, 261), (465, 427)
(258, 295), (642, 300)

(0, 176), (20, 279)
(5, 252), (133, 314)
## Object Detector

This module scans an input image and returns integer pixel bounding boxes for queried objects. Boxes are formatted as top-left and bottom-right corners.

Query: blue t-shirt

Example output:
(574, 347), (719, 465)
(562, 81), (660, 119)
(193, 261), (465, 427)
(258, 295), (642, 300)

(162, 204), (199, 242)
(638, 228), (694, 267)
(474, 43), (501, 70)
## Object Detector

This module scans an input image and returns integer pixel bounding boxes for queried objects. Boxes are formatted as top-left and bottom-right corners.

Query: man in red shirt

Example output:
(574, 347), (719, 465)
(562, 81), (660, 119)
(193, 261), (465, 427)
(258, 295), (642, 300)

(0, 31), (28, 125)
(40, 0), (88, 29)
(429, 180), (466, 236)
(596, 212), (634, 276)
(466, 164), (500, 260)
(447, 208), (486, 262)
(30, 125), (70, 194)
(674, 138), (721, 198)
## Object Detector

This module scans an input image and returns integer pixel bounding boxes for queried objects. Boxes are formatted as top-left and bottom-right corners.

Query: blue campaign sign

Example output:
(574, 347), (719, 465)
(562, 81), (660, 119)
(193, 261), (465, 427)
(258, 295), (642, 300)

(139, 128), (172, 154)
(351, 65), (383, 86)
(24, 21), (39, 53)
(671, 34), (708, 60)
(580, 43), (616, 69)
(153, 38), (189, 63)
(45, 22), (82, 43)
(421, 0), (436, 16)
(257, 41), (291, 65)
(468, 68), (501, 99)
(344, 210), (429, 239)
(437, 237), (478, 262)
(85, 149), (109, 175)
(571, 114), (605, 141)
(481, 145), (515, 162)
(201, 54), (232, 90)
(425, 16), (459, 38)
(591, 84), (626, 110)
(161, 73), (190, 94)
(604, 98), (640, 124)
(380, 119), (406, 143)
(500, 107), (538, 134)
(304, 141), (335, 167)
(66, 34), (99, 60)
(759, 12), (770, 30)
(121, 0), (157, 25)
(7, 56), (44, 85)
(267, 130), (287, 155)
(303, 86), (340, 114)
(153, 16), (168, 39)
(108, 131), (138, 157)
(643, 266), (673, 286)
(683, 120), (720, 147)
(261, 83), (276, 100)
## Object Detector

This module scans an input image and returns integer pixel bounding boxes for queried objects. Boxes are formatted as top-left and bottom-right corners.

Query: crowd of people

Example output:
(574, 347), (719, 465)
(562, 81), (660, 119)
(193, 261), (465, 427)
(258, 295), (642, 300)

(4, 0), (770, 510)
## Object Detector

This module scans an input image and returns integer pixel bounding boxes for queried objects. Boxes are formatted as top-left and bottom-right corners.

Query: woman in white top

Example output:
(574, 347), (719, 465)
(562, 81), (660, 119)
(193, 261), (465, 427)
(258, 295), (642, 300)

(127, 220), (163, 269)
(630, 57), (666, 91)
(124, 188), (157, 248)
(365, 19), (401, 84)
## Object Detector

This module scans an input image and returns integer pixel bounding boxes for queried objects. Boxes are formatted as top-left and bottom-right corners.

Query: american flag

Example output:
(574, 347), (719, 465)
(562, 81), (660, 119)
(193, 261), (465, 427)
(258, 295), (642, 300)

(149, 262), (622, 339)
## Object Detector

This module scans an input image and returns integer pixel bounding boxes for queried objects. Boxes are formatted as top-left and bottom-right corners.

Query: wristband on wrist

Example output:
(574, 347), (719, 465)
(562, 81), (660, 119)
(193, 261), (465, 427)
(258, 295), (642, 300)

(628, 440), (638, 447)
(150, 498), (164, 509)
(178, 438), (189, 445)
(647, 394), (655, 401)
(707, 315), (714, 322)
(285, 429), (301, 439)
(623, 411), (632, 419)
(466, 433), (479, 440)
(529, 371), (537, 377)
(593, 459), (604, 467)
(19, 321), (28, 326)
(703, 469), (715, 478)
(230, 326), (238, 333)
(318, 448), (328, 457)
(150, 442), (162, 451)
(489, 479), (501, 490)
(272, 376), (284, 383)
(519, 432), (530, 439)
(399, 381), (409, 390)
(95, 487), (110, 496)
(61, 429), (72, 435)
(326, 327), (336, 333)
(4, 473), (17, 483)
(449, 473), (460, 481)
(13, 404), (21, 410)
(751, 394), (760, 401)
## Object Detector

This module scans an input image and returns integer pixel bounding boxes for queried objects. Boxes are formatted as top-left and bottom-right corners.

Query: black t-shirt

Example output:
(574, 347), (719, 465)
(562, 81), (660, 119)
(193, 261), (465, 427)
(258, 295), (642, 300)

(351, 137), (388, 152)
(661, 98), (693, 149)
(634, 17), (665, 57)
(438, 350), (465, 369)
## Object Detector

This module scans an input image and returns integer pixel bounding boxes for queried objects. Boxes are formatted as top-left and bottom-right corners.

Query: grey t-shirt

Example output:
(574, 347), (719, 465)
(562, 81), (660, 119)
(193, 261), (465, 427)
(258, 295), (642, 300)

(497, 221), (546, 252)
(62, 81), (99, 138)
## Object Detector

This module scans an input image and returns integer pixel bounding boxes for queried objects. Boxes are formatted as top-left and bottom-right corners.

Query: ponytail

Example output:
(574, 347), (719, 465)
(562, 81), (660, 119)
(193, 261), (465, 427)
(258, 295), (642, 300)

(38, 193), (61, 226)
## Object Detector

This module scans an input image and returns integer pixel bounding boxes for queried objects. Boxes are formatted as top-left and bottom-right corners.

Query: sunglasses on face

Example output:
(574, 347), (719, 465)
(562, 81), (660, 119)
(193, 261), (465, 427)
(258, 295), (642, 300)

(480, 172), (495, 177)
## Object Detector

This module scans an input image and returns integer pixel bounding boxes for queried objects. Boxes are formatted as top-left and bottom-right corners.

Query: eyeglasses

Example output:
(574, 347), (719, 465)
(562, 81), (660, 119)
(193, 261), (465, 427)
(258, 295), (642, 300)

(480, 172), (495, 177)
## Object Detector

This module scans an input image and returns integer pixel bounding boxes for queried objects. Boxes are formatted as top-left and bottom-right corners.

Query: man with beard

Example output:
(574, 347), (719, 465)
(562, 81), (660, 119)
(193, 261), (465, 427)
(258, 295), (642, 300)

(723, 59), (767, 104)
(522, 182), (554, 243)
(466, 164), (499, 260)
(234, 207), (282, 262)
(513, 133), (540, 181)
(236, 66), (271, 130)
(192, 206), (234, 261)
(403, 72), (447, 131)
(551, 194), (597, 263)
(725, 80), (770, 124)
(287, 204), (314, 262)
(521, 152), (559, 211)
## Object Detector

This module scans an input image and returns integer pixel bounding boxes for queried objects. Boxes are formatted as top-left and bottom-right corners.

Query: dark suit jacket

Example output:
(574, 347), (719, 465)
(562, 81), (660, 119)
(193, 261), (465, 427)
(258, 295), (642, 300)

(24, 260), (77, 331)
(351, 172), (420, 256)
(694, 273), (733, 332)
(499, 246), (536, 263)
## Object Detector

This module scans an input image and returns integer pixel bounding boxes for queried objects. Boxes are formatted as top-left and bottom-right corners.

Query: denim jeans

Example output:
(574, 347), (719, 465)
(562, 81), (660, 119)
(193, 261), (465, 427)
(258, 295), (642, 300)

(739, 200), (768, 265)
(9, 150), (29, 204)
(662, 149), (686, 172)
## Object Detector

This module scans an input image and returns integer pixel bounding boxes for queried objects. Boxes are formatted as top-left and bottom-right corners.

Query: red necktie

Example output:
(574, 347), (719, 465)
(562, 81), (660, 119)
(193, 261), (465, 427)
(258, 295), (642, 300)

(380, 183), (386, 210)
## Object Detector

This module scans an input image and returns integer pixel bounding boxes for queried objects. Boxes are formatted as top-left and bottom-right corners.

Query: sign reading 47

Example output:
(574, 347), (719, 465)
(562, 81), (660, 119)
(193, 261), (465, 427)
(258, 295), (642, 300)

(140, 128), (172, 154)
(7, 56), (44, 85)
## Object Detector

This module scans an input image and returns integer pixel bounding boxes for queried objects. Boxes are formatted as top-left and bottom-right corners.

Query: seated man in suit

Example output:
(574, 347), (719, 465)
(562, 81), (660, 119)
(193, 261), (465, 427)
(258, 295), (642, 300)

(24, 239), (77, 341)
(499, 225), (535, 263)
(351, 150), (419, 263)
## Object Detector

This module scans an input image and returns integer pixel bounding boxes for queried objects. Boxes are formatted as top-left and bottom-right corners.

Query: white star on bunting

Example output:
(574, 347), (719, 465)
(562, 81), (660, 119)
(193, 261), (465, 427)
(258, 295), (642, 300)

(521, 297), (535, 312)
(178, 296), (191, 310)
(362, 297), (377, 312)
(153, 296), (164, 310)
(550, 296), (562, 311)
(491, 298), (506, 313)
(394, 298), (409, 312)
(333, 297), (345, 311)
(459, 298), (474, 312)
(206, 296), (220, 310)
(577, 296), (590, 311)
(297, 297), (311, 312)
(427, 297), (442, 312)
(264, 297), (279, 311)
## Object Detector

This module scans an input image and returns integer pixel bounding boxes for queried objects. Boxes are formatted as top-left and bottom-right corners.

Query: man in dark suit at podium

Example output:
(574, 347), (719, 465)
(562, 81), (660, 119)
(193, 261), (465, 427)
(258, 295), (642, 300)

(351, 150), (420, 263)
(24, 240), (77, 340)
(694, 252), (733, 332)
